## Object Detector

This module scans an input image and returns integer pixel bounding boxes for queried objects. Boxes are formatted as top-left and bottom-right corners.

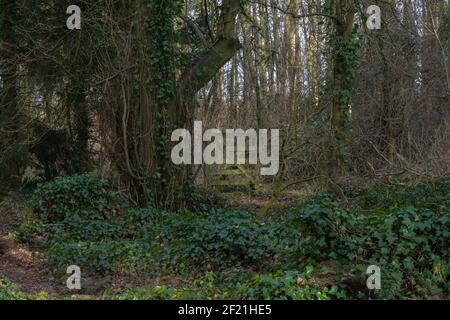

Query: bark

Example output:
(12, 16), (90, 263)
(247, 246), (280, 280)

(329, 0), (355, 177)
(177, 0), (242, 105)
(123, 0), (244, 208)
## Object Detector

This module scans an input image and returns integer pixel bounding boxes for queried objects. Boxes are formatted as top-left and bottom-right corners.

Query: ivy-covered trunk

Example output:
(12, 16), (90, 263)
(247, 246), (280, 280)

(126, 0), (184, 209)
(121, 0), (242, 209)
(327, 0), (358, 179)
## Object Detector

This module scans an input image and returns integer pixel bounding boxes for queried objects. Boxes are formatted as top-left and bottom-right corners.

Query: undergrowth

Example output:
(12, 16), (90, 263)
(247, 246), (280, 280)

(0, 276), (26, 300)
(14, 173), (450, 300)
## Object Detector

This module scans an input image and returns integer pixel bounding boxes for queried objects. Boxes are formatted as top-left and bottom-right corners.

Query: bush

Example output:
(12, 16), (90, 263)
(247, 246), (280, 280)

(31, 173), (124, 223)
(282, 180), (450, 299)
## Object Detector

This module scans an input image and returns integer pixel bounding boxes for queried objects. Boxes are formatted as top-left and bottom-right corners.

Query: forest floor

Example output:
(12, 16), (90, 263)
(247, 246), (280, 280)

(0, 189), (300, 299)
(1, 175), (449, 300)
(0, 199), (61, 298)
(0, 213), (186, 299)
(0, 214), (174, 300)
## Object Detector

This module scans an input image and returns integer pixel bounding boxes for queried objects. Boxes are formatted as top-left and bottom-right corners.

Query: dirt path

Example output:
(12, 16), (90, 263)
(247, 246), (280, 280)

(0, 200), (61, 297)
(0, 210), (151, 299)
(0, 239), (60, 296)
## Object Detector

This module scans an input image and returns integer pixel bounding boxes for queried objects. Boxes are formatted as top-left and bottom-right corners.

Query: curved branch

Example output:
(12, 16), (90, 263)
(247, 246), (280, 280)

(177, 0), (242, 102)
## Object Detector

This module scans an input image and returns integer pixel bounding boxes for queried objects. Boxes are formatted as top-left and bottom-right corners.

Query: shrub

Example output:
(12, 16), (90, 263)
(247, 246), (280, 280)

(283, 181), (450, 299)
(30, 173), (124, 223)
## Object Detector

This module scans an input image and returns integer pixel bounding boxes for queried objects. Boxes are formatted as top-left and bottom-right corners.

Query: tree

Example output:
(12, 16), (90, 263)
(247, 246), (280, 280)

(327, 0), (358, 178)
(100, 0), (244, 208)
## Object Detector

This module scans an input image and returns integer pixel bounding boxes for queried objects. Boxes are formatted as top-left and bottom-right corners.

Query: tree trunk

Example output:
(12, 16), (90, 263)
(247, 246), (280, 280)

(329, 0), (356, 178)
(122, 0), (243, 209)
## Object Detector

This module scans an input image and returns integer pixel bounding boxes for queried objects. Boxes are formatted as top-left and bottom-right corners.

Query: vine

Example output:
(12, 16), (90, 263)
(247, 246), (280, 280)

(141, 0), (200, 209)
(144, 0), (183, 207)
(322, 0), (362, 168)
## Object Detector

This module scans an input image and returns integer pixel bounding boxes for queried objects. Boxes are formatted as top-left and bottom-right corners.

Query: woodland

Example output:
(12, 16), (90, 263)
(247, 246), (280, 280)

(0, 0), (449, 300)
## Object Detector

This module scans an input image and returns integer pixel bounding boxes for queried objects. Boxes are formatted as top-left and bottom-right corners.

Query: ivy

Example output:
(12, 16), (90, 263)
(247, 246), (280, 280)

(322, 0), (363, 166)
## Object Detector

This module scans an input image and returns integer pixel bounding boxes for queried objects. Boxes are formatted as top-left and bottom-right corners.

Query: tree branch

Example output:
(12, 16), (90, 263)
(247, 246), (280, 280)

(177, 0), (242, 102)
